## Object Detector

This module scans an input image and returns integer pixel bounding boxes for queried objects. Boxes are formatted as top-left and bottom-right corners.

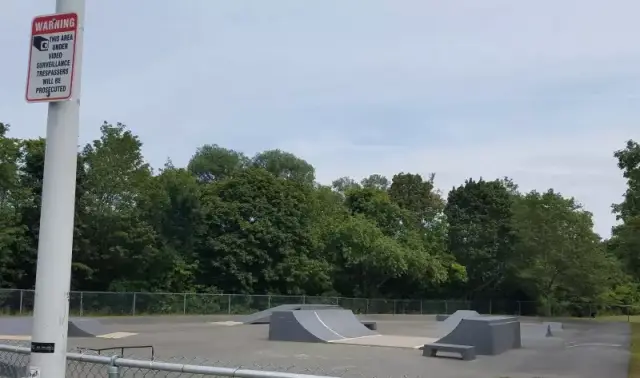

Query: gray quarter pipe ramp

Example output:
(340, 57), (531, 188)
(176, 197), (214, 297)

(0, 317), (113, 338)
(435, 315), (521, 355)
(433, 310), (481, 338)
(67, 318), (111, 337)
(436, 309), (479, 323)
(269, 309), (378, 343)
(241, 304), (341, 324)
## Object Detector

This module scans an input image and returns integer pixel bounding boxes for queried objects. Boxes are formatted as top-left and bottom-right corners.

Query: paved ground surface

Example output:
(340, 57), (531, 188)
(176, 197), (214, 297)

(2, 315), (632, 378)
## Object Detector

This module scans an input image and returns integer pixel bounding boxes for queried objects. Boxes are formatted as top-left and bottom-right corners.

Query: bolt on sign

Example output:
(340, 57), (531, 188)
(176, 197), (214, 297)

(25, 13), (78, 102)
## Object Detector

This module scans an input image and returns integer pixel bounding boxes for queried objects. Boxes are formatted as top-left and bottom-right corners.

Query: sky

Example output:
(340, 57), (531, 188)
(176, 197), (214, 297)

(1, 1), (639, 238)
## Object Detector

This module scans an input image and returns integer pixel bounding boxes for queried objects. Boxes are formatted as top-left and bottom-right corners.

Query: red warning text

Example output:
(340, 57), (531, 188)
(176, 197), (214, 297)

(32, 13), (78, 35)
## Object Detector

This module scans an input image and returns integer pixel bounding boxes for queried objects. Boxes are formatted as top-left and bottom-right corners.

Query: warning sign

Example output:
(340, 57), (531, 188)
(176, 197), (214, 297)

(25, 13), (78, 102)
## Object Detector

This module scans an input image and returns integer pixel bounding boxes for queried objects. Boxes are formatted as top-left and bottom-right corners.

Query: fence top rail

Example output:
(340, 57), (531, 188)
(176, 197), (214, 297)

(0, 344), (340, 378)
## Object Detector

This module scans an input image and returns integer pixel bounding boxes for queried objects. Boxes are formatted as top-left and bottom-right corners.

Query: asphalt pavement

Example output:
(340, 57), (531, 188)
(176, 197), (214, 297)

(46, 315), (630, 378)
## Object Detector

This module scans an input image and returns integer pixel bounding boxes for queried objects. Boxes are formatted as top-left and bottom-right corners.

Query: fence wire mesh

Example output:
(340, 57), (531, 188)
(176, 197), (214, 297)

(0, 343), (362, 378)
(5, 288), (616, 317)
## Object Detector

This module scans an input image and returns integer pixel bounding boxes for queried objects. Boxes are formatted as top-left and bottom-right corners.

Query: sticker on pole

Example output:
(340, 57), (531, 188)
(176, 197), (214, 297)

(25, 13), (78, 102)
(28, 366), (40, 378)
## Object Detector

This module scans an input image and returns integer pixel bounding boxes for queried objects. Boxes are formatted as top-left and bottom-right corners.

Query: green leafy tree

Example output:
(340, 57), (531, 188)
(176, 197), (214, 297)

(512, 189), (620, 313)
(610, 140), (640, 281)
(444, 178), (516, 298)
(331, 176), (360, 193)
(388, 172), (444, 227)
(188, 144), (250, 183)
(0, 124), (30, 287)
(197, 167), (331, 295)
(1, 117), (636, 317)
(360, 174), (389, 190)
(251, 149), (315, 185)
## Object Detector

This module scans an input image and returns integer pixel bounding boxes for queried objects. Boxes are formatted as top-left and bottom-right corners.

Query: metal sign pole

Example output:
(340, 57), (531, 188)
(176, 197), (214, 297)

(27, 0), (85, 377)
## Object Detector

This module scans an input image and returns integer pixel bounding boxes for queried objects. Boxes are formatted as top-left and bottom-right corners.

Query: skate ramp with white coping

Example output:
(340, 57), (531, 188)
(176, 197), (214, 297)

(241, 304), (341, 324)
(269, 309), (378, 342)
(268, 309), (438, 349)
(434, 315), (522, 355)
(434, 310), (481, 337)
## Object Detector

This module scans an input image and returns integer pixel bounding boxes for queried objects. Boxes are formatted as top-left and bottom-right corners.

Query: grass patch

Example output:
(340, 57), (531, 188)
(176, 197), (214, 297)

(630, 323), (640, 378)
(597, 315), (639, 322)
(582, 315), (640, 378)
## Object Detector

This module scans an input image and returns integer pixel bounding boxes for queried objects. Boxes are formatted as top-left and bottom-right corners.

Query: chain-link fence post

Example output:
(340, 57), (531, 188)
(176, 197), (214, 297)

(132, 293), (137, 316)
(365, 299), (369, 314)
(227, 294), (232, 314)
(420, 300), (423, 314)
(267, 295), (271, 309)
(302, 295), (306, 304)
(183, 293), (187, 314)
(80, 291), (84, 316)
(108, 356), (120, 378)
(19, 290), (23, 315)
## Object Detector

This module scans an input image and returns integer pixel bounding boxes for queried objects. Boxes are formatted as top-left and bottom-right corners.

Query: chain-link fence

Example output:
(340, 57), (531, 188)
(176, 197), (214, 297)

(0, 343), (342, 378)
(0, 288), (634, 318)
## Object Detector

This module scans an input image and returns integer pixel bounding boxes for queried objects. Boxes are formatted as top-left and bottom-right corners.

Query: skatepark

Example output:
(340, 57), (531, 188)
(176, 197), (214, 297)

(0, 308), (631, 378)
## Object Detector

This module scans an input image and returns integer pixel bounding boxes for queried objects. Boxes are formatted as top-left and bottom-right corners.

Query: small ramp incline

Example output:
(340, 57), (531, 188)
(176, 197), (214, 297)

(0, 317), (136, 339)
(433, 310), (481, 338)
(433, 315), (521, 356)
(68, 318), (111, 337)
(240, 304), (341, 324)
(269, 309), (378, 343)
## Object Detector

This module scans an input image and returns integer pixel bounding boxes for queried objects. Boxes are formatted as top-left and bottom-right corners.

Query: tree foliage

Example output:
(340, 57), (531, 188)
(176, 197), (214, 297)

(0, 121), (636, 315)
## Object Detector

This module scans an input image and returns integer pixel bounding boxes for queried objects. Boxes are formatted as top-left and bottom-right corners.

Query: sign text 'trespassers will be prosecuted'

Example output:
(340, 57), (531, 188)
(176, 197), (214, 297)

(26, 13), (78, 102)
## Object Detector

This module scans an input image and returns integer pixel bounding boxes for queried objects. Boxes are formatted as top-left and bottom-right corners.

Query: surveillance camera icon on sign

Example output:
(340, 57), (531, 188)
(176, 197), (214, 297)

(33, 36), (49, 52)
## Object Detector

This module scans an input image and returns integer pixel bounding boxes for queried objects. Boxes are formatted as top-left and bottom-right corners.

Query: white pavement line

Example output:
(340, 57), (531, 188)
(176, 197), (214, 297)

(0, 335), (31, 341)
(327, 335), (383, 343)
(209, 321), (243, 326)
(97, 332), (138, 339)
(566, 342), (623, 348)
(314, 311), (346, 339)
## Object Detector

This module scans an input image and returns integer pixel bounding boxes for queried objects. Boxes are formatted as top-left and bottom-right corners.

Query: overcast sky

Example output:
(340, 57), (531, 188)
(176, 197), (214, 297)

(2, 1), (639, 237)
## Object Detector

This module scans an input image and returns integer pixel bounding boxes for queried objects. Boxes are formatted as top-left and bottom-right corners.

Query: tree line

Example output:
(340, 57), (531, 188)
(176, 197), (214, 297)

(1, 121), (639, 316)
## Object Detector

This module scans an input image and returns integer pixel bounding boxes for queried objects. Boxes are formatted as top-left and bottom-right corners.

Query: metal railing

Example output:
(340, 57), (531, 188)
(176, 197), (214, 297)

(0, 343), (341, 378)
(0, 288), (633, 317)
(76, 345), (155, 360)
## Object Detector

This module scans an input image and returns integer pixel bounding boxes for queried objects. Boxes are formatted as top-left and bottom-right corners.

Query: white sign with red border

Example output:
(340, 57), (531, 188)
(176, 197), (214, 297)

(26, 13), (78, 102)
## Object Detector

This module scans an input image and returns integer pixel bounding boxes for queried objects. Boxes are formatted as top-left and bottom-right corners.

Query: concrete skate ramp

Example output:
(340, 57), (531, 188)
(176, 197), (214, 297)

(436, 316), (521, 355)
(67, 318), (111, 337)
(0, 317), (128, 339)
(435, 310), (481, 337)
(241, 304), (341, 324)
(269, 309), (378, 342)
